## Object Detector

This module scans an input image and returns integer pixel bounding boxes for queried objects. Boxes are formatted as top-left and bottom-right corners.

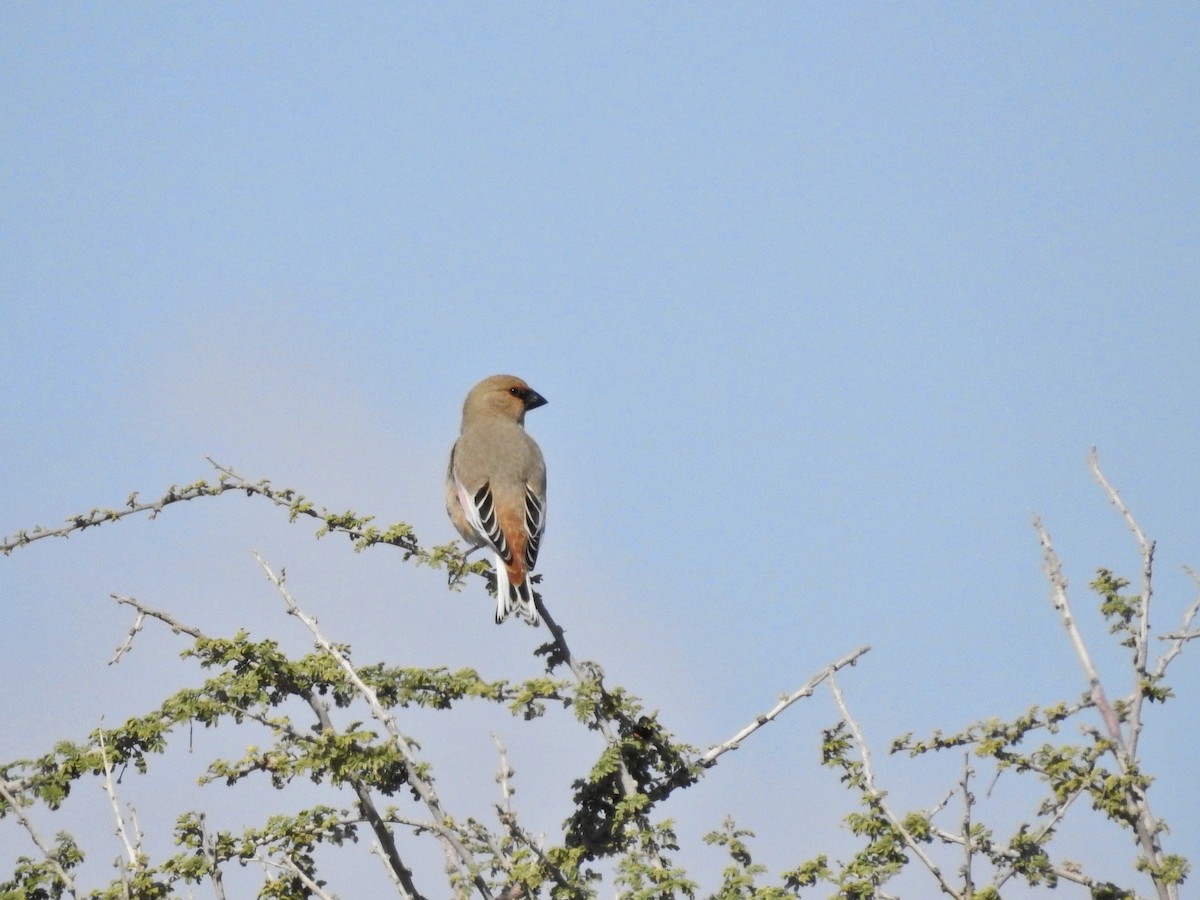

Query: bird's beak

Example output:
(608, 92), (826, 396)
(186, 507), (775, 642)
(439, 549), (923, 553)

(523, 388), (548, 411)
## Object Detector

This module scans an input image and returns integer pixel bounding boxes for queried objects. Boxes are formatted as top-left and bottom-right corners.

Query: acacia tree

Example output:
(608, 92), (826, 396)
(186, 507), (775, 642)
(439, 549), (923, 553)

(0, 452), (1193, 899)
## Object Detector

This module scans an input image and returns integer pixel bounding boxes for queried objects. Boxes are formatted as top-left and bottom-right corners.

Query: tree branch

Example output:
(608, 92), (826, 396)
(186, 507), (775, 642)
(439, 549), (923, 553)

(110, 594), (204, 639)
(1088, 447), (1155, 757)
(266, 854), (337, 900)
(1033, 516), (1123, 741)
(2, 459), (424, 559)
(990, 789), (1082, 891)
(195, 814), (228, 900)
(97, 727), (140, 872)
(534, 593), (638, 798)
(698, 644), (870, 769)
(255, 553), (494, 900)
(1154, 566), (1200, 679)
(109, 592), (430, 898)
(109, 609), (147, 665)
(829, 674), (961, 900)
(0, 780), (79, 898)
(959, 753), (974, 896)
(1037, 455), (1179, 900)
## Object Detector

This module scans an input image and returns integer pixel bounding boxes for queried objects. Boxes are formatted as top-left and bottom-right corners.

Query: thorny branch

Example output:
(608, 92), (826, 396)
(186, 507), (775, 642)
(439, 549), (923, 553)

(255, 552), (494, 900)
(1033, 516), (1122, 741)
(108, 593), (428, 899)
(0, 779), (79, 898)
(5, 458), (837, 817)
(298, 682), (425, 900)
(3, 459), (637, 809)
(1088, 447), (1155, 758)
(829, 674), (962, 900)
(98, 563), (860, 898)
(491, 735), (515, 817)
(1154, 566), (1200, 678)
(109, 610), (146, 665)
(111, 594), (202, 639)
(959, 753), (974, 897)
(262, 854), (337, 900)
(195, 814), (228, 900)
(97, 728), (140, 873)
(372, 839), (408, 895)
(1034, 451), (1179, 900)
(991, 790), (1084, 890)
(1038, 514), (1170, 896)
(1, 458), (423, 559)
(6, 456), (1190, 897)
(698, 644), (871, 769)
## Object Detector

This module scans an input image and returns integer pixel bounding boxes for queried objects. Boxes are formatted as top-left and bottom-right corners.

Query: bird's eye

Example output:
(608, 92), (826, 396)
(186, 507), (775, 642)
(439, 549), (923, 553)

(509, 387), (523, 397)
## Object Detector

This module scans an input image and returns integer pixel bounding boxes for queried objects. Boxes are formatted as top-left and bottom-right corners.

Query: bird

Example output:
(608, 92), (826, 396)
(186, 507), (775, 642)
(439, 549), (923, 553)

(446, 374), (548, 625)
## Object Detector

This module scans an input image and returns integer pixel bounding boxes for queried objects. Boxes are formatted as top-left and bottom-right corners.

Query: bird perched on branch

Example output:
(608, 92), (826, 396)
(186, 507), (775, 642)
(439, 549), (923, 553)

(446, 374), (548, 625)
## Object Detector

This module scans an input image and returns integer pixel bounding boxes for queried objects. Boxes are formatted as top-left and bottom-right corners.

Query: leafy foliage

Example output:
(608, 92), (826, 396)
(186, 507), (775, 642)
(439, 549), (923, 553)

(0, 460), (1193, 898)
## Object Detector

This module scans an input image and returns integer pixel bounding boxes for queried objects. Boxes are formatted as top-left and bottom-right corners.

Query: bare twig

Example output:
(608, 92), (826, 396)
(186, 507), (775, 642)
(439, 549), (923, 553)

(1158, 629), (1200, 642)
(990, 789), (1082, 890)
(268, 854), (337, 900)
(1036, 455), (1179, 900)
(1088, 448), (1155, 757)
(2, 459), (422, 559)
(109, 610), (147, 665)
(829, 674), (961, 900)
(1033, 516), (1122, 740)
(372, 841), (410, 897)
(110, 594), (204, 639)
(1088, 447), (1149, 549)
(1154, 567), (1200, 678)
(255, 553), (492, 900)
(97, 728), (140, 869)
(0, 780), (79, 898)
(208, 459), (421, 554)
(491, 734), (515, 816)
(194, 814), (227, 900)
(960, 753), (974, 896)
(924, 787), (957, 820)
(699, 644), (871, 768)
(1, 481), (243, 555)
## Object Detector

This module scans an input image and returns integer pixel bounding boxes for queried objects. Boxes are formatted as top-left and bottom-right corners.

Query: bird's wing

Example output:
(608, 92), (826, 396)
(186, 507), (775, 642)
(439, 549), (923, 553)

(455, 479), (512, 564)
(524, 485), (546, 570)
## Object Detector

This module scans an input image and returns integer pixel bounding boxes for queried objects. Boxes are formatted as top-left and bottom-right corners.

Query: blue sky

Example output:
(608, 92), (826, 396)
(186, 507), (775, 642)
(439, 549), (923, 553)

(3, 4), (1198, 896)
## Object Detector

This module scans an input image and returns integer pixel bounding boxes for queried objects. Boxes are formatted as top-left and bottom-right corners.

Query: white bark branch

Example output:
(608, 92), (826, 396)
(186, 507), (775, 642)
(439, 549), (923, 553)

(97, 728), (140, 868)
(960, 753), (974, 896)
(491, 734), (515, 816)
(1088, 448), (1155, 757)
(991, 789), (1081, 890)
(1154, 567), (1200, 678)
(699, 644), (870, 768)
(109, 610), (146, 664)
(254, 552), (492, 900)
(269, 854), (338, 900)
(829, 674), (961, 900)
(1033, 516), (1123, 741)
(0, 780), (79, 898)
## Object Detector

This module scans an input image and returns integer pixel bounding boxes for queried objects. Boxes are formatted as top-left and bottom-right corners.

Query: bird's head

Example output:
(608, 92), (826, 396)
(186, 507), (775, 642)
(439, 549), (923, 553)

(463, 374), (548, 424)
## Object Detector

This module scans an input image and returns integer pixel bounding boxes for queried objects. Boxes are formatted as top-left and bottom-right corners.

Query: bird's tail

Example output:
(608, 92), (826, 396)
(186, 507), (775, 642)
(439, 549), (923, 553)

(494, 555), (540, 626)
